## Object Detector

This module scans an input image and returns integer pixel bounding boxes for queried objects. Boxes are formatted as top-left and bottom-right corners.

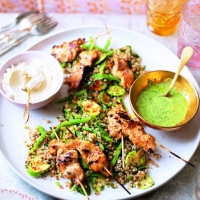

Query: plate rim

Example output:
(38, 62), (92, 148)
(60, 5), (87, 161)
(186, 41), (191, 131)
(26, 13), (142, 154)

(0, 25), (200, 200)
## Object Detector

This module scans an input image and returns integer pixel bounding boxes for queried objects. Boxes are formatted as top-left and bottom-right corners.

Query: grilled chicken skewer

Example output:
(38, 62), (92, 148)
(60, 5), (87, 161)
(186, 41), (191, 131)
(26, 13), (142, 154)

(49, 139), (90, 199)
(49, 138), (111, 176)
(104, 25), (135, 169)
(51, 30), (112, 90)
(107, 103), (156, 153)
(49, 138), (131, 194)
(104, 25), (133, 169)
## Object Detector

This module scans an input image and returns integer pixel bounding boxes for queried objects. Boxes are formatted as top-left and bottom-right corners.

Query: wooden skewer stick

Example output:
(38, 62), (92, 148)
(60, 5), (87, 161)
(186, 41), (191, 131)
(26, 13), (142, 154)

(65, 126), (77, 139)
(121, 135), (125, 168)
(89, 27), (104, 51)
(103, 167), (131, 195)
(105, 25), (115, 54)
(84, 29), (113, 43)
(155, 141), (195, 167)
(78, 180), (90, 200)
(51, 127), (59, 140)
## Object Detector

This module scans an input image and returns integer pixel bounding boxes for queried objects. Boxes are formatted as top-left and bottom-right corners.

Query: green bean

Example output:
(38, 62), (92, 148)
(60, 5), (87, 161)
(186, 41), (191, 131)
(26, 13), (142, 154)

(99, 62), (106, 74)
(111, 141), (122, 166)
(104, 39), (111, 51)
(95, 124), (114, 142)
(94, 53), (107, 65)
(95, 50), (114, 66)
(90, 74), (120, 82)
(76, 180), (91, 196)
(29, 126), (47, 154)
(55, 182), (61, 187)
(64, 109), (74, 120)
(88, 36), (95, 51)
(85, 169), (93, 177)
(51, 132), (56, 140)
(81, 43), (89, 49)
(82, 125), (113, 142)
(82, 126), (98, 134)
(61, 62), (67, 68)
(99, 143), (105, 151)
(138, 165), (146, 170)
(62, 130), (66, 140)
(94, 45), (106, 52)
(79, 155), (89, 169)
(87, 172), (104, 178)
(71, 180), (91, 196)
(70, 183), (78, 192)
(55, 118), (91, 132)
(75, 130), (84, 139)
(106, 50), (114, 57)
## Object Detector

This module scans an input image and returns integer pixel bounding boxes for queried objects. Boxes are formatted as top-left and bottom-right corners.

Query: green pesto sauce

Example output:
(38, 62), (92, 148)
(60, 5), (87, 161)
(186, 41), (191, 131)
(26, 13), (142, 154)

(136, 80), (188, 127)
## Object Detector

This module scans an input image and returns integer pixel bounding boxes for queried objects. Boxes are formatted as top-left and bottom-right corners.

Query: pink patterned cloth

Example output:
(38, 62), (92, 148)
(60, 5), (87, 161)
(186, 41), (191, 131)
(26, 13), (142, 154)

(0, 0), (146, 14)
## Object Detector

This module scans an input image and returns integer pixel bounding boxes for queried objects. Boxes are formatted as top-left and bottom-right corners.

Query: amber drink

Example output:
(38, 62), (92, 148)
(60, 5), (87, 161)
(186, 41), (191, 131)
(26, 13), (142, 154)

(146, 0), (186, 36)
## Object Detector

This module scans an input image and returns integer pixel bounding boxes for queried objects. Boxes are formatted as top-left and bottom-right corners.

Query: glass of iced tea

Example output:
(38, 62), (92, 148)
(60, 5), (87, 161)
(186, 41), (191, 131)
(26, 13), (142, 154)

(146, 0), (186, 36)
(177, 0), (200, 68)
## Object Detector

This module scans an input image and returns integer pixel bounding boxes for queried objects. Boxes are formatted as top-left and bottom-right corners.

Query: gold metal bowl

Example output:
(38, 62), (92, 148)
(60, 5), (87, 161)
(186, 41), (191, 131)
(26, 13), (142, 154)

(129, 70), (199, 131)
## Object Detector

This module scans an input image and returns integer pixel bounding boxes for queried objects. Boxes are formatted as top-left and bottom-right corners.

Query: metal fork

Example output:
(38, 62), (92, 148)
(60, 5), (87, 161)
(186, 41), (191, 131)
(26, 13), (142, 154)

(0, 15), (57, 56)
(0, 13), (48, 44)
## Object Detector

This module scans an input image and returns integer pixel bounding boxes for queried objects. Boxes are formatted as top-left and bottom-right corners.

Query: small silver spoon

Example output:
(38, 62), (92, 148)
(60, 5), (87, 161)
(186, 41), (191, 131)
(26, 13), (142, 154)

(0, 10), (39, 33)
(23, 87), (31, 123)
(163, 46), (193, 97)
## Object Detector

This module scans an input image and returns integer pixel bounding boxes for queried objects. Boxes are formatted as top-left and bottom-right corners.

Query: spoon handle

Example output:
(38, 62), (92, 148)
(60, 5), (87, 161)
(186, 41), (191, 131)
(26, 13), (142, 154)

(165, 46), (193, 97)
(23, 87), (31, 123)
(0, 23), (15, 34)
(0, 34), (31, 57)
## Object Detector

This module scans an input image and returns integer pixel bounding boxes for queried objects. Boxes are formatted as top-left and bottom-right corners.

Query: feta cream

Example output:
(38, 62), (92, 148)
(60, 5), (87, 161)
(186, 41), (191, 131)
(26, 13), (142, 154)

(2, 58), (60, 103)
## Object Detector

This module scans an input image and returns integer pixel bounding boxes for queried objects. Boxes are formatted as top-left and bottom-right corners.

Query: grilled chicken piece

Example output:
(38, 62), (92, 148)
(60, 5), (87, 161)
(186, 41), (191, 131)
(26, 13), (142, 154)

(49, 139), (66, 155)
(57, 149), (85, 185)
(112, 57), (134, 91)
(107, 104), (156, 153)
(79, 50), (100, 66)
(64, 50), (100, 89)
(64, 62), (84, 89)
(72, 139), (111, 177)
(49, 140), (84, 185)
(51, 38), (85, 63)
(128, 125), (156, 154)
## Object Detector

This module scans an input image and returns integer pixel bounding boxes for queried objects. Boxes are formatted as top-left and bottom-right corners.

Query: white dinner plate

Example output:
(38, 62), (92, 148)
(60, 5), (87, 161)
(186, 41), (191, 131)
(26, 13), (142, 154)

(0, 25), (200, 200)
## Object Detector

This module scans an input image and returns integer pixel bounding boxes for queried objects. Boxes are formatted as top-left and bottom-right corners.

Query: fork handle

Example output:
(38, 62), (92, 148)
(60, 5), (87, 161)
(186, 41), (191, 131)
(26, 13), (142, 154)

(0, 33), (31, 56)
(0, 22), (15, 34)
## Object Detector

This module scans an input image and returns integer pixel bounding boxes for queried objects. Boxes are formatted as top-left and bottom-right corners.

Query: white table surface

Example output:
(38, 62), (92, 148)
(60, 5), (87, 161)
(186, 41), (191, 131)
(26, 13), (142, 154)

(0, 13), (200, 200)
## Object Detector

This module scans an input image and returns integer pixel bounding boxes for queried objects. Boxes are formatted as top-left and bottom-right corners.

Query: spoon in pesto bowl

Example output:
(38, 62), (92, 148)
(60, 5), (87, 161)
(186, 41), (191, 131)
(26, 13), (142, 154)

(163, 46), (193, 97)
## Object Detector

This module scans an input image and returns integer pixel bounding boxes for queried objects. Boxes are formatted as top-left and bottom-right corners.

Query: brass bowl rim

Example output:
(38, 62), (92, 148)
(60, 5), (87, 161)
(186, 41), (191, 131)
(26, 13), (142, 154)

(129, 70), (200, 130)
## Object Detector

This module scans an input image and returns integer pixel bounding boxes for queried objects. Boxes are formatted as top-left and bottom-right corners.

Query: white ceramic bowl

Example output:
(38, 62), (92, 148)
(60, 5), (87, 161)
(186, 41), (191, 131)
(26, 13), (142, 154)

(0, 51), (64, 109)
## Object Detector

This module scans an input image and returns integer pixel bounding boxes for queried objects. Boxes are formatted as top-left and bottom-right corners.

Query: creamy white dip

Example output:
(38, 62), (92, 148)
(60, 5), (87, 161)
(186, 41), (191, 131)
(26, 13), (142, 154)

(2, 58), (60, 103)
